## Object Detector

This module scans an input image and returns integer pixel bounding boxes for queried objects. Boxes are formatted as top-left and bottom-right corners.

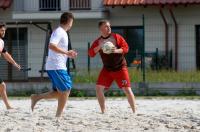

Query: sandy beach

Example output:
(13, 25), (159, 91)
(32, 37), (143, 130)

(0, 98), (200, 132)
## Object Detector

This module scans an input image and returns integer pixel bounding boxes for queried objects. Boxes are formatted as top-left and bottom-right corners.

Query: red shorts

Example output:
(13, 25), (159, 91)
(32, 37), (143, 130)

(97, 67), (131, 89)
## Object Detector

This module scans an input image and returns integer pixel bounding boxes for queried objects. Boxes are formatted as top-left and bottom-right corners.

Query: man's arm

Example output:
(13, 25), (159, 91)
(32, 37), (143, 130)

(49, 44), (77, 58)
(2, 52), (21, 70)
(113, 34), (129, 54)
(88, 39), (102, 57)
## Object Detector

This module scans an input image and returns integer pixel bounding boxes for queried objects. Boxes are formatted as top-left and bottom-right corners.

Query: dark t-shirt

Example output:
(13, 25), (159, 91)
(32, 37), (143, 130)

(89, 33), (129, 71)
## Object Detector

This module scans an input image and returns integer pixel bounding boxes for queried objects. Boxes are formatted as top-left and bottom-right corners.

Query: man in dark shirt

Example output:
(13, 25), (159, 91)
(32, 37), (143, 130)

(88, 20), (136, 113)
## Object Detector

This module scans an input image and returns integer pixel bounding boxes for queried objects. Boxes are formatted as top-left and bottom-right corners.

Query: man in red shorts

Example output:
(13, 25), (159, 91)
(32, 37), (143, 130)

(88, 20), (136, 113)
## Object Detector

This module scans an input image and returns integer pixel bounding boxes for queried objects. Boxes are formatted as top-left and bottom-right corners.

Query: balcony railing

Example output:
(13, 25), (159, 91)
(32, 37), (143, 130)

(39, 0), (60, 11)
(70, 0), (91, 10)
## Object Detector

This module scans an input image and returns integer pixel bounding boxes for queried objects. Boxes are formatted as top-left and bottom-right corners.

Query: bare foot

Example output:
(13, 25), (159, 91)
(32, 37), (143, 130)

(101, 108), (106, 114)
(132, 105), (137, 113)
(6, 106), (14, 110)
(56, 112), (62, 117)
(31, 94), (40, 111)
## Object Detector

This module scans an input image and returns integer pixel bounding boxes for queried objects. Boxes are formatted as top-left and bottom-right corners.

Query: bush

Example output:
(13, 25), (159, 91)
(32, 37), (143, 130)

(70, 89), (86, 97)
(151, 54), (170, 70)
(104, 90), (125, 97)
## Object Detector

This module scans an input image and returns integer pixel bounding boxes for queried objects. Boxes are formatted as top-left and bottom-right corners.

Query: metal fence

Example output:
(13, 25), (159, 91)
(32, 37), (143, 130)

(39, 0), (61, 11)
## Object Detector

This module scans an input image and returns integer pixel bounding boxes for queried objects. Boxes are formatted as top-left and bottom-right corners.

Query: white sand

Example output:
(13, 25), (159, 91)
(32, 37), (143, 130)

(0, 98), (200, 132)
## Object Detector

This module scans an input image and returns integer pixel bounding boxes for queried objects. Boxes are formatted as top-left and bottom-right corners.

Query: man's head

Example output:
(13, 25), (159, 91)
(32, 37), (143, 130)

(0, 22), (6, 38)
(60, 12), (74, 31)
(98, 20), (111, 37)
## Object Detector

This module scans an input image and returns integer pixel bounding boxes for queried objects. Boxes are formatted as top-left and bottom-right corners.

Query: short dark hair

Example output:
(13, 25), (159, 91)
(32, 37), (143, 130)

(98, 20), (110, 28)
(0, 22), (6, 29)
(60, 12), (74, 25)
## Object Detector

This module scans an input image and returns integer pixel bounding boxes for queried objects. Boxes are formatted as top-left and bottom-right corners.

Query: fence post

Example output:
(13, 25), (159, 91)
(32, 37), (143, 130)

(142, 14), (146, 82)
(170, 49), (173, 68)
(88, 42), (90, 74)
(156, 48), (159, 70)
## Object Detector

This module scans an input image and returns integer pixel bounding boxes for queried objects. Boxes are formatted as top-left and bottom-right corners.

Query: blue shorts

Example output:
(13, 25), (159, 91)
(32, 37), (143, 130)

(47, 70), (72, 92)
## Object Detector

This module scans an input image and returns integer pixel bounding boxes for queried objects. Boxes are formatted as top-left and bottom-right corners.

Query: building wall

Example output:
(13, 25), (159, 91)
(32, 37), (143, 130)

(106, 5), (200, 71)
(27, 24), (46, 77)
(107, 6), (166, 53)
(70, 19), (103, 70)
(173, 6), (200, 71)
(0, 7), (13, 21)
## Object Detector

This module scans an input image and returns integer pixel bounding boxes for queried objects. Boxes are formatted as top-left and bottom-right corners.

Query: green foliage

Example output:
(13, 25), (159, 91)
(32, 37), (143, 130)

(129, 68), (200, 83)
(72, 69), (100, 83)
(72, 68), (200, 83)
(147, 90), (168, 96)
(104, 90), (125, 97)
(8, 88), (36, 97)
(70, 89), (86, 97)
(144, 70), (200, 82)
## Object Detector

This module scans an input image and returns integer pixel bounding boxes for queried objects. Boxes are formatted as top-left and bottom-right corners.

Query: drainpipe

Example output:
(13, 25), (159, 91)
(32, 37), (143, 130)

(159, 7), (169, 62)
(169, 6), (178, 71)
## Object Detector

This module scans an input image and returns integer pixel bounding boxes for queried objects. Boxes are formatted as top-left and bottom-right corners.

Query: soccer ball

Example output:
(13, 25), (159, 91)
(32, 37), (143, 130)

(102, 41), (115, 54)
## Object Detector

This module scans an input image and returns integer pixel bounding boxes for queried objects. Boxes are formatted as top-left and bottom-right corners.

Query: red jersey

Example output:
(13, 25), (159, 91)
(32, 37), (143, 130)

(88, 33), (129, 71)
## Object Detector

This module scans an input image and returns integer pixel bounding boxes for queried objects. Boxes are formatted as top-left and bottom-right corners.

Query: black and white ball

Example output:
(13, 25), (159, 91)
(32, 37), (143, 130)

(102, 41), (115, 54)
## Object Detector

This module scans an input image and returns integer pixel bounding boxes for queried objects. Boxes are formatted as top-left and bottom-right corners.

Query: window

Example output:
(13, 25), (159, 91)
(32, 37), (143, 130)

(112, 26), (144, 66)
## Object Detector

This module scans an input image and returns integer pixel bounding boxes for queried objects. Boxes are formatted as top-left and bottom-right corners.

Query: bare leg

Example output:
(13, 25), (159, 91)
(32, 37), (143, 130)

(0, 82), (12, 109)
(96, 85), (106, 114)
(56, 91), (70, 117)
(31, 91), (60, 111)
(123, 87), (136, 113)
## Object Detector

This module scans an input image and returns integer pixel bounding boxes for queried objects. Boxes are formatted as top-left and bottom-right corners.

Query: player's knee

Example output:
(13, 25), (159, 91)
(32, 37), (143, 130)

(123, 87), (132, 95)
(0, 82), (6, 92)
(96, 88), (101, 93)
(96, 85), (104, 90)
(96, 85), (101, 90)
(58, 91), (68, 96)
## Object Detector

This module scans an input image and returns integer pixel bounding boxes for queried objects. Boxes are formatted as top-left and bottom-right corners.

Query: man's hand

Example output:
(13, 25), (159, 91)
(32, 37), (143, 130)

(66, 50), (78, 59)
(94, 43), (104, 53)
(14, 63), (21, 70)
(111, 47), (123, 54)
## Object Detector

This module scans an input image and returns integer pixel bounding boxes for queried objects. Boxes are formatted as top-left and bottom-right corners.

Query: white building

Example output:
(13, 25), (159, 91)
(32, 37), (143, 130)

(0, 0), (200, 81)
